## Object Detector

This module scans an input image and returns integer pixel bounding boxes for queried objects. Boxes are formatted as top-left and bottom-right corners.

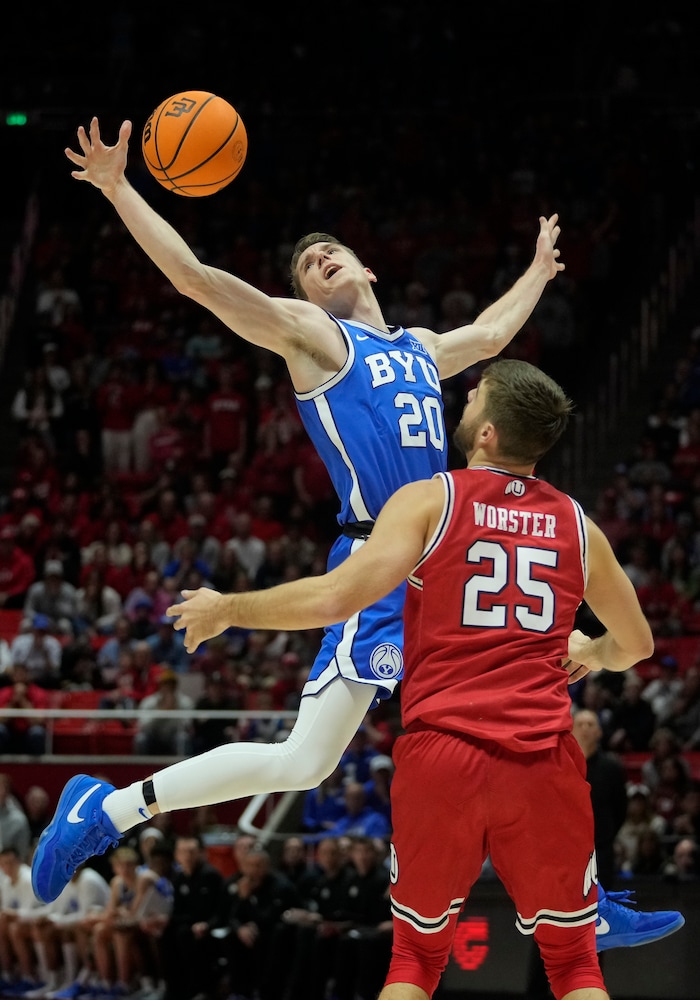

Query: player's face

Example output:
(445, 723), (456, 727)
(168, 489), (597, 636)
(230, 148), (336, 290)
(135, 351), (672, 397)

(296, 242), (376, 308)
(453, 381), (488, 459)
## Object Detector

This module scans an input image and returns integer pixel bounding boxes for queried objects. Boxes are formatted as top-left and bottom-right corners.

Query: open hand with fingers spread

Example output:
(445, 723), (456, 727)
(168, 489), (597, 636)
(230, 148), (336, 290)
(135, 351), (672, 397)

(65, 117), (132, 198)
(535, 213), (565, 280)
(166, 588), (229, 653)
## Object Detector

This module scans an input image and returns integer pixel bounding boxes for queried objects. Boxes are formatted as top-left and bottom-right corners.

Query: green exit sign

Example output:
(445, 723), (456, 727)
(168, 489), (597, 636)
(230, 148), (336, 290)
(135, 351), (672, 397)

(6, 112), (28, 126)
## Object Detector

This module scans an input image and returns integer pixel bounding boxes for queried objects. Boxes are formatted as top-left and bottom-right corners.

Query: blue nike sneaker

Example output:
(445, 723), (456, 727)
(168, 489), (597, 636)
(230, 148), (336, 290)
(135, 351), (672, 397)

(595, 885), (685, 952)
(31, 774), (121, 903)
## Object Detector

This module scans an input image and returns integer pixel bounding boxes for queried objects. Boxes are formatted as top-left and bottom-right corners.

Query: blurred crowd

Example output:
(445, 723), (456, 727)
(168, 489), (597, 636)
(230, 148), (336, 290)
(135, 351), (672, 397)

(0, 8), (699, 998)
(0, 761), (396, 1000)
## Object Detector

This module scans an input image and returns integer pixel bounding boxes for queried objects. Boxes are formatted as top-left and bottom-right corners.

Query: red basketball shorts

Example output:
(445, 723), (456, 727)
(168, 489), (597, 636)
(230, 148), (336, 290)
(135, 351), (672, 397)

(385, 728), (604, 998)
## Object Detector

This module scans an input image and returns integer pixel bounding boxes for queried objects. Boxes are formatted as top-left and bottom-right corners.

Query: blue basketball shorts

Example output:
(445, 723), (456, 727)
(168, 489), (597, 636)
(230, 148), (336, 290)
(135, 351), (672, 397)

(303, 534), (405, 703)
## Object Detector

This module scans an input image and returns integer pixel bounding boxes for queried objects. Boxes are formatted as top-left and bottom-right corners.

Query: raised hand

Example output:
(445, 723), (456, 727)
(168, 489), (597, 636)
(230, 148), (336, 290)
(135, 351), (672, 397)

(535, 213), (565, 279)
(64, 117), (132, 196)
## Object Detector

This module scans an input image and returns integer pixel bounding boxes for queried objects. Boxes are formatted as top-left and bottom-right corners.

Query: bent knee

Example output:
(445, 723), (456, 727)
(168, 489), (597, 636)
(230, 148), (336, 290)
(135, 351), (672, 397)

(537, 924), (605, 999)
(279, 751), (336, 790)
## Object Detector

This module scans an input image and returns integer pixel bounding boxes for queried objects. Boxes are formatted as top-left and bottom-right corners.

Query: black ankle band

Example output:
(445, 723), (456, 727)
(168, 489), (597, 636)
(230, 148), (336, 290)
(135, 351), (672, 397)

(143, 779), (157, 808)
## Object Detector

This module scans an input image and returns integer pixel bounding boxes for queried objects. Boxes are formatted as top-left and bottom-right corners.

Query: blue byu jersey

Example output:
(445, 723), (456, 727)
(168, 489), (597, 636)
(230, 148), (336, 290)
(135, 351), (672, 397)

(297, 316), (447, 702)
(295, 317), (446, 524)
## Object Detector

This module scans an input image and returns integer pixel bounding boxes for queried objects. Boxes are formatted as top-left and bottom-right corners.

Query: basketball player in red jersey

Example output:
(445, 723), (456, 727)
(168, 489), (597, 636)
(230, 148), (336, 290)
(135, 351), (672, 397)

(164, 359), (671, 1000)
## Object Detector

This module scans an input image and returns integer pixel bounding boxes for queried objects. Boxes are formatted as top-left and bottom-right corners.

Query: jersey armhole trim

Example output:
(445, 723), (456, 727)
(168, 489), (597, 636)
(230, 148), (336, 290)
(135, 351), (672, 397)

(568, 495), (589, 587)
(294, 316), (355, 401)
(408, 472), (454, 585)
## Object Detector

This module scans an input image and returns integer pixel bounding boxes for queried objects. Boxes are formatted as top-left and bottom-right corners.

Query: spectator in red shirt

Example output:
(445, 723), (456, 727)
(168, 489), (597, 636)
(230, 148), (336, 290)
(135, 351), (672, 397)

(0, 488), (44, 534)
(13, 514), (47, 565)
(0, 662), (49, 755)
(636, 564), (691, 636)
(143, 490), (189, 549)
(147, 406), (187, 477)
(129, 641), (165, 701)
(0, 526), (36, 610)
(293, 438), (338, 542)
(14, 437), (61, 512)
(203, 364), (249, 477)
(112, 540), (158, 600)
(131, 361), (173, 474)
(80, 540), (126, 595)
(590, 488), (632, 553)
(47, 490), (93, 549)
(211, 469), (245, 539)
(95, 360), (138, 475)
(249, 494), (285, 544)
(186, 488), (230, 548)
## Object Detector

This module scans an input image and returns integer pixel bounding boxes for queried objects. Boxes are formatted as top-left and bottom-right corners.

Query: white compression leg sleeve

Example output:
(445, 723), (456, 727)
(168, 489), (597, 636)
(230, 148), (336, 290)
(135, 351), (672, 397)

(151, 678), (377, 814)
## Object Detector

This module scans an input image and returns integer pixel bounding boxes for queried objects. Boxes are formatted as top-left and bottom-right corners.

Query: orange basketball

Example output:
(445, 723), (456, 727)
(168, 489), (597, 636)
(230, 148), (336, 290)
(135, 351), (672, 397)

(142, 91), (247, 197)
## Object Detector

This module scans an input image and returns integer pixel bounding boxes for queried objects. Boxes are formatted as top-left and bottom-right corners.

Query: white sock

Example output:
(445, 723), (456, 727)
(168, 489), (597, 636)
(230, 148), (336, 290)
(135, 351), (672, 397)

(103, 781), (154, 833)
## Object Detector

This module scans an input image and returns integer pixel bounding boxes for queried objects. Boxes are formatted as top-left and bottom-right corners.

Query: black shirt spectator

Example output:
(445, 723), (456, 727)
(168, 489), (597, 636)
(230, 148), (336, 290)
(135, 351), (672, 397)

(223, 845), (301, 1000)
(160, 835), (227, 1000)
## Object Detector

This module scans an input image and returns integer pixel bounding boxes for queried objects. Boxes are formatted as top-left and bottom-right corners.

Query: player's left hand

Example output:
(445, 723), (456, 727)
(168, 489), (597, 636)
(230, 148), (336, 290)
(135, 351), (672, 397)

(535, 213), (565, 280)
(563, 657), (590, 684)
(563, 628), (597, 683)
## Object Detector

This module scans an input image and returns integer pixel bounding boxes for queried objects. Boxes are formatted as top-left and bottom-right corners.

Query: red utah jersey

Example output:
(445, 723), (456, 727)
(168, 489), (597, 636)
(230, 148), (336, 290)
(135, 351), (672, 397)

(402, 467), (589, 750)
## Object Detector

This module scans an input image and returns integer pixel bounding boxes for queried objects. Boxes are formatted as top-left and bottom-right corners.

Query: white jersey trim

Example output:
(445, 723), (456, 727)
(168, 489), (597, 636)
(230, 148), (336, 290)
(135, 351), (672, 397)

(294, 318), (356, 402)
(294, 318), (408, 402)
(309, 394), (372, 521)
(567, 495), (589, 587)
(408, 472), (454, 588)
(515, 901), (598, 936)
(390, 893), (465, 934)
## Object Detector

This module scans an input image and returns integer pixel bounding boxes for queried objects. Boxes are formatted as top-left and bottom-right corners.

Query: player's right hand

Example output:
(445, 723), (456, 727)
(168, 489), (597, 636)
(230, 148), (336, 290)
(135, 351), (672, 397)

(65, 117), (131, 196)
(165, 587), (227, 652)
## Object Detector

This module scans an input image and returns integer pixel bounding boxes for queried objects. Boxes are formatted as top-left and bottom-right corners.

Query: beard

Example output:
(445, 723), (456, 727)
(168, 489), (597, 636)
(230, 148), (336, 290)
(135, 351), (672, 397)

(453, 416), (477, 460)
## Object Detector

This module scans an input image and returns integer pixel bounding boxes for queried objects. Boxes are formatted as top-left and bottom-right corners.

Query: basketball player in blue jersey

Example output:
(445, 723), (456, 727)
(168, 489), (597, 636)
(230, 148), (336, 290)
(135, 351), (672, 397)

(32, 118), (684, 955)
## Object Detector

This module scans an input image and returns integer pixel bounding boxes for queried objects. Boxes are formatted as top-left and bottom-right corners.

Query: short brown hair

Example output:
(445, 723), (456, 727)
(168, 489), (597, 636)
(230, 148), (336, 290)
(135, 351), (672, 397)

(481, 359), (573, 464)
(289, 233), (360, 299)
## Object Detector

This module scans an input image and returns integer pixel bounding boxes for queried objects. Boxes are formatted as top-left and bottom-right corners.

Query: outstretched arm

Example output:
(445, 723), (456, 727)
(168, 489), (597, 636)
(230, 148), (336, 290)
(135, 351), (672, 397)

(414, 215), (564, 379)
(165, 479), (442, 651)
(64, 118), (336, 366)
(567, 518), (654, 678)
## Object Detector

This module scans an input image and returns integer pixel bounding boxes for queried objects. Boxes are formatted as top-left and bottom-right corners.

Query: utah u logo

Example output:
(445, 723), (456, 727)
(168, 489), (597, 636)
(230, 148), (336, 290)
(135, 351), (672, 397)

(389, 843), (398, 884)
(582, 851), (598, 898)
(504, 480), (525, 497)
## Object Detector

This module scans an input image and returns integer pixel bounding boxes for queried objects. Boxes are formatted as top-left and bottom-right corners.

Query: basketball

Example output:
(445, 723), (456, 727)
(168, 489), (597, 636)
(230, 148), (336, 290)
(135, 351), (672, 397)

(142, 91), (247, 197)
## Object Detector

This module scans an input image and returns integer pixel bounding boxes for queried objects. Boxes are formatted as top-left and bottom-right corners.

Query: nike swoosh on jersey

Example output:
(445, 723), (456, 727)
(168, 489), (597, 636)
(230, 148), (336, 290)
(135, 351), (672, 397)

(595, 917), (610, 935)
(67, 783), (102, 824)
(356, 335), (369, 340)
